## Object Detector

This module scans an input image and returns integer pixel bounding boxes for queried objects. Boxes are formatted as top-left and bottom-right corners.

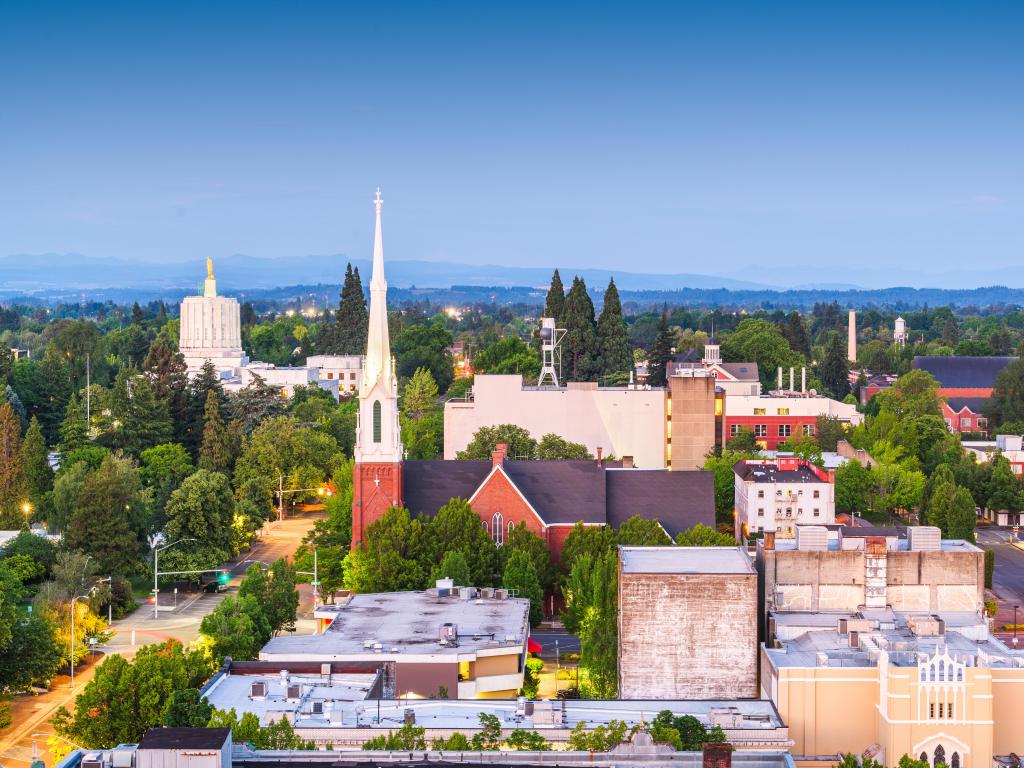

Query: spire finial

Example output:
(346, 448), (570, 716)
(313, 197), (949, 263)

(374, 187), (383, 212)
(206, 256), (214, 281)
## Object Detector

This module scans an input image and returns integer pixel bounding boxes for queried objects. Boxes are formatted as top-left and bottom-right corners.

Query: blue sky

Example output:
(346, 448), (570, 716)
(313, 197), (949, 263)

(1, 1), (1022, 286)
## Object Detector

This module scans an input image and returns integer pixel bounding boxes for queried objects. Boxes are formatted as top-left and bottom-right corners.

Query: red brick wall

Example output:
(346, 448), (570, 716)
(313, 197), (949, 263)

(351, 462), (403, 550)
(468, 468), (546, 545)
(724, 415), (817, 451)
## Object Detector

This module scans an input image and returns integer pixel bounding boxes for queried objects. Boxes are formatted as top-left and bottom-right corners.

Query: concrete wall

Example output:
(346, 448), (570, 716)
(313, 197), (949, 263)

(444, 375), (666, 467)
(668, 375), (716, 470)
(395, 661), (459, 698)
(618, 570), (758, 699)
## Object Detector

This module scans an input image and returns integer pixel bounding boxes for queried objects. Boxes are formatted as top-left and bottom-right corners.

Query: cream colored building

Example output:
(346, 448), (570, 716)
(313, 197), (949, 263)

(762, 611), (1024, 768)
(179, 258), (248, 374)
(444, 374), (666, 467)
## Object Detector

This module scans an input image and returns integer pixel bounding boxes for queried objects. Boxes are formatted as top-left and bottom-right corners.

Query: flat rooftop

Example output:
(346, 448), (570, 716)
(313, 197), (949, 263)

(766, 532), (982, 554)
(766, 610), (1024, 670)
(260, 590), (530, 661)
(203, 669), (380, 723)
(619, 546), (754, 574)
(735, 464), (823, 483)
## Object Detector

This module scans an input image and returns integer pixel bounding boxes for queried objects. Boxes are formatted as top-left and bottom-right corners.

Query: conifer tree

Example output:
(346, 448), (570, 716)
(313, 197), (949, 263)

(543, 270), (566, 322)
(596, 278), (632, 380)
(199, 390), (235, 474)
(323, 263), (369, 354)
(59, 393), (89, 456)
(110, 367), (173, 457)
(0, 402), (25, 528)
(131, 302), (145, 325)
(817, 331), (850, 400)
(561, 276), (598, 382)
(647, 312), (675, 388)
(143, 335), (190, 443)
(22, 416), (52, 518)
(38, 349), (72, 443)
(187, 361), (225, 457)
(781, 311), (811, 359)
(502, 550), (543, 626)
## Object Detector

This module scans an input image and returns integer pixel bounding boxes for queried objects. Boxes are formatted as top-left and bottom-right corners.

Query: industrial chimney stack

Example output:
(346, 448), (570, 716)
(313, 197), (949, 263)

(847, 310), (857, 363)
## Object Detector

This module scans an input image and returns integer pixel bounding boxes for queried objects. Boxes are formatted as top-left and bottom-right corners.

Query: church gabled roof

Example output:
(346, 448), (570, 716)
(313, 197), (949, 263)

(912, 355), (1017, 390)
(401, 458), (715, 532)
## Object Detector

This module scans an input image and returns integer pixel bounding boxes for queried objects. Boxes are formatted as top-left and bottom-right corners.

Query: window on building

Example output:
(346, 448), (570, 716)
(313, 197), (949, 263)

(372, 400), (382, 443)
(813, 490), (820, 499)
(938, 703), (944, 718)
(758, 508), (764, 517)
(758, 489), (765, 498)
(934, 746), (946, 766)
(929, 703), (935, 719)
(754, 408), (766, 415)
(754, 424), (767, 437)
(951, 753), (960, 768)
(326, 372), (334, 379)
(920, 755), (928, 765)
(777, 408), (790, 416)
(948, 703), (954, 719)
(508, 521), (515, 541)
(813, 508), (820, 516)
(803, 424), (815, 436)
(960, 418), (972, 429)
(491, 512), (504, 546)
(778, 424), (792, 437)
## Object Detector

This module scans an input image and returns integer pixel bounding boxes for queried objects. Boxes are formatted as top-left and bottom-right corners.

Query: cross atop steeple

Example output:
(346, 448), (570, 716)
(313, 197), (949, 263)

(374, 187), (383, 211)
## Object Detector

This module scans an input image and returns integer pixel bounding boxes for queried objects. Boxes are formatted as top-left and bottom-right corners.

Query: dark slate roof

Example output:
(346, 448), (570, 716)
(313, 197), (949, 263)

(945, 397), (988, 414)
(605, 469), (715, 537)
(138, 728), (231, 750)
(912, 356), (1017, 389)
(403, 460), (490, 518)
(672, 349), (702, 364)
(503, 461), (607, 524)
(401, 459), (714, 533)
(718, 362), (759, 381)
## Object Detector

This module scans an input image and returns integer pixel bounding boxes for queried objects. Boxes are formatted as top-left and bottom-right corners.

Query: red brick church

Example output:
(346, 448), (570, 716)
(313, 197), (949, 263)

(351, 191), (714, 558)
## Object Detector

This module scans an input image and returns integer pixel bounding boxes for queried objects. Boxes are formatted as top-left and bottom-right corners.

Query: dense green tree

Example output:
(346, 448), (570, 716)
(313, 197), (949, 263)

(536, 433), (592, 459)
(293, 459), (353, 599)
(400, 367), (443, 459)
(59, 393), (88, 456)
(199, 594), (272, 661)
(392, 321), (455, 392)
(616, 515), (672, 545)
(162, 469), (236, 568)
(238, 559), (299, 635)
(676, 523), (735, 546)
(815, 415), (849, 451)
(364, 722), (428, 750)
(835, 459), (873, 514)
(543, 270), (566, 323)
(344, 507), (429, 592)
(727, 427), (758, 452)
(109, 367), (173, 456)
(561, 276), (598, 382)
(574, 550), (618, 698)
(0, 402), (25, 529)
(162, 688), (213, 728)
(646, 312), (674, 388)
(780, 311), (812, 358)
(987, 455), (1022, 513)
(0, 529), (57, 574)
(702, 449), (756, 524)
(142, 335), (190, 438)
(320, 263), (369, 355)
(228, 375), (287, 436)
(499, 522), (556, 592)
(456, 423), (537, 460)
(721, 318), (804, 392)
(65, 454), (147, 575)
(431, 550), (471, 586)
(559, 522), (617, 580)
(874, 370), (942, 419)
(0, 611), (61, 694)
(21, 416), (52, 522)
(199, 389), (236, 473)
(566, 720), (629, 751)
(597, 278), (632, 380)
(206, 708), (315, 749)
(140, 442), (195, 530)
(817, 331), (850, 400)
(38, 349), (73, 443)
(502, 549), (543, 625)
(984, 359), (1024, 428)
(53, 640), (213, 748)
(474, 336), (541, 380)
(426, 497), (499, 587)
(945, 486), (977, 540)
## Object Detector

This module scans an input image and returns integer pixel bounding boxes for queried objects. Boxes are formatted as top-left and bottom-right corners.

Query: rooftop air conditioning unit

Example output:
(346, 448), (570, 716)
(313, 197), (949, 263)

(286, 684), (302, 701)
(312, 702), (324, 715)
(250, 682), (268, 699)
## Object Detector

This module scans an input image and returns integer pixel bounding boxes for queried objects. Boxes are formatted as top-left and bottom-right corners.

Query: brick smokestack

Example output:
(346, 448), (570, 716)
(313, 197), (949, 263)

(491, 443), (507, 467)
(622, 455), (634, 469)
(596, 447), (603, 466)
(703, 742), (732, 768)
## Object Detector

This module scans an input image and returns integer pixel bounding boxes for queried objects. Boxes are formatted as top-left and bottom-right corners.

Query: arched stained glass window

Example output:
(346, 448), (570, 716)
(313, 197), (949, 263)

(372, 400), (382, 443)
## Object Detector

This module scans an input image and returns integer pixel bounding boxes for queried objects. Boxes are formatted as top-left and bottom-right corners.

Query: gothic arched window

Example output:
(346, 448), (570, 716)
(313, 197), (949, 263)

(934, 745), (946, 766)
(372, 400), (382, 443)
(951, 754), (960, 768)
(491, 512), (504, 546)
(920, 754), (928, 764)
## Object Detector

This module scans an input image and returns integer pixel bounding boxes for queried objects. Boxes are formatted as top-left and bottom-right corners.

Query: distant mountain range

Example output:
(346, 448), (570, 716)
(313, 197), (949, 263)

(0, 253), (773, 295)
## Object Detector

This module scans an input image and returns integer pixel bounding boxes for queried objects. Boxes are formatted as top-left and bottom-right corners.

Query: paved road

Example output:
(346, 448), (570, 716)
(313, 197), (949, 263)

(531, 628), (581, 661)
(0, 513), (321, 768)
(976, 527), (1024, 602)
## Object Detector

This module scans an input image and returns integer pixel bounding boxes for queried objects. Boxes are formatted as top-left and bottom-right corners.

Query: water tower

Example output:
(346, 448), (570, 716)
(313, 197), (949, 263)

(894, 316), (908, 347)
(537, 317), (566, 387)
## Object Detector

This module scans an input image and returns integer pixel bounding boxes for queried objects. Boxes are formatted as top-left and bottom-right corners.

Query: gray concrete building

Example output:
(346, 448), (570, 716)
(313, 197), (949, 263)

(617, 546), (758, 700)
(756, 526), (985, 641)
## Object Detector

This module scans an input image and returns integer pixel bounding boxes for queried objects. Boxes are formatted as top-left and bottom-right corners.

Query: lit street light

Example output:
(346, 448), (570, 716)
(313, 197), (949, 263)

(276, 476), (332, 524)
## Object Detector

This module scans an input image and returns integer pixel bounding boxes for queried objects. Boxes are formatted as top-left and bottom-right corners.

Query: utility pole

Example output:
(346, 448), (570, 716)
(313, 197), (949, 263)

(278, 474), (284, 525)
(85, 353), (91, 431)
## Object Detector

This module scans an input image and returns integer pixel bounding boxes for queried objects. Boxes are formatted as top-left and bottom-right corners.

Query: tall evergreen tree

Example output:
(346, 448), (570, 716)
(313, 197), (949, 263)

(59, 393), (88, 456)
(131, 302), (145, 325)
(0, 402), (25, 528)
(143, 336), (190, 444)
(110, 367), (173, 457)
(543, 270), (566, 322)
(38, 348), (72, 443)
(199, 390), (235, 474)
(186, 361), (225, 457)
(781, 311), (812, 359)
(22, 416), (52, 520)
(502, 550), (543, 626)
(596, 278), (632, 380)
(322, 264), (369, 354)
(817, 332), (850, 400)
(646, 312), (674, 388)
(561, 276), (598, 382)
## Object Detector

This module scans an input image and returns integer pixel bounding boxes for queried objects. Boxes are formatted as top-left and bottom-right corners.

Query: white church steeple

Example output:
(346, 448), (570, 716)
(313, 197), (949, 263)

(355, 189), (403, 463)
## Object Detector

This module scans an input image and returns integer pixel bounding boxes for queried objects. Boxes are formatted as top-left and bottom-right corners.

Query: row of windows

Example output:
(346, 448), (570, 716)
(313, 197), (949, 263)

(752, 408), (792, 416)
(928, 702), (955, 719)
(758, 489), (821, 498)
(324, 371), (359, 380)
(481, 513), (516, 546)
(757, 508), (820, 517)
(921, 747), (959, 768)
(731, 423), (814, 438)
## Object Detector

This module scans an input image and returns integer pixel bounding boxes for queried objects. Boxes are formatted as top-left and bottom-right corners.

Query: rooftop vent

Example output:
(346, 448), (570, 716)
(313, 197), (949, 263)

(908, 526), (941, 551)
(311, 701), (323, 715)
(796, 525), (829, 551)
(249, 681), (268, 699)
(286, 684), (302, 701)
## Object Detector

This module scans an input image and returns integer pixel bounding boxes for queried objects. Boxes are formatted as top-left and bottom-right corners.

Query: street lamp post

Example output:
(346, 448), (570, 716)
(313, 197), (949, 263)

(153, 538), (197, 618)
(275, 477), (332, 525)
(69, 576), (111, 689)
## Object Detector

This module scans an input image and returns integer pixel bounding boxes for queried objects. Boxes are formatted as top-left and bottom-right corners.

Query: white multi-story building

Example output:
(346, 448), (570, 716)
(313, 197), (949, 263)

(305, 354), (363, 396)
(733, 457), (835, 539)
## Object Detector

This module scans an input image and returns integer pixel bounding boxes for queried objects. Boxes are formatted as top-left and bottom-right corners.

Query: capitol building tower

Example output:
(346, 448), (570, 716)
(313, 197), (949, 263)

(178, 258), (248, 375)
